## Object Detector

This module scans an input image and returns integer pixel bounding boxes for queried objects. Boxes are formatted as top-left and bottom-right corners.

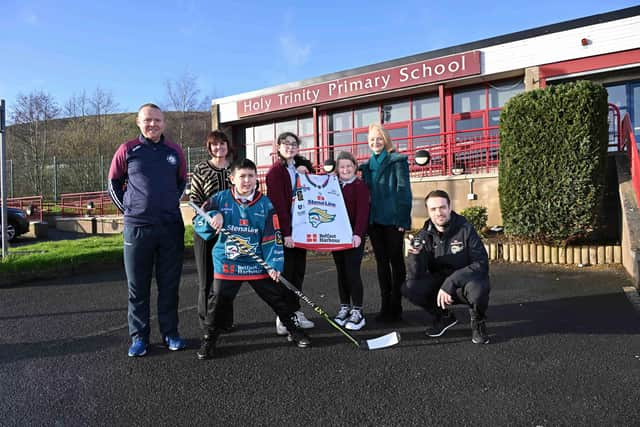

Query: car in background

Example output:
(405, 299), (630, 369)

(1, 207), (30, 242)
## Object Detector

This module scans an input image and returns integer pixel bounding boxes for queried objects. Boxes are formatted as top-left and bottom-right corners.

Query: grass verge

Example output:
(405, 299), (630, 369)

(1, 225), (195, 275)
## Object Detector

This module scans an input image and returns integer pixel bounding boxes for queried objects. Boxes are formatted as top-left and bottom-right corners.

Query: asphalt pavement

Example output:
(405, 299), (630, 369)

(1, 257), (639, 426)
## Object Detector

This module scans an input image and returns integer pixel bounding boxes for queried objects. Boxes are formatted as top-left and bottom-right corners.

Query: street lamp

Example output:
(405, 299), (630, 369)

(323, 159), (336, 173)
(414, 150), (431, 166)
(451, 163), (465, 175)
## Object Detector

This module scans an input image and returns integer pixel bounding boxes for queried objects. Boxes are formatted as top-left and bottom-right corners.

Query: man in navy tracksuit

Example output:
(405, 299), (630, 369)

(402, 190), (491, 344)
(108, 103), (187, 357)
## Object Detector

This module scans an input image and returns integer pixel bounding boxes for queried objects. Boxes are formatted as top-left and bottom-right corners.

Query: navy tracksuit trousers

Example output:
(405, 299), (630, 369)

(123, 222), (184, 340)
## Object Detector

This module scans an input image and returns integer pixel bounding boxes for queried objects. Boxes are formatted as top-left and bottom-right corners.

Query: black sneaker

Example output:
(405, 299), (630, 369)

(426, 312), (458, 337)
(196, 335), (216, 360)
(471, 320), (489, 344)
(287, 329), (311, 348)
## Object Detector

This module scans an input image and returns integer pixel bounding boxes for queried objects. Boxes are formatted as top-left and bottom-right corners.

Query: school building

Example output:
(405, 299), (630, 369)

(210, 6), (640, 228)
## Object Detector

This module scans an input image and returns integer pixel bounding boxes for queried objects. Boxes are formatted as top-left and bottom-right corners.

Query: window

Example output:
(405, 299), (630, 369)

(489, 79), (525, 108)
(382, 101), (410, 123)
(413, 95), (439, 119)
(354, 106), (379, 128)
(244, 116), (315, 168)
(329, 111), (352, 131)
(254, 123), (274, 142)
(453, 86), (486, 113)
(412, 94), (440, 147)
(275, 119), (297, 135)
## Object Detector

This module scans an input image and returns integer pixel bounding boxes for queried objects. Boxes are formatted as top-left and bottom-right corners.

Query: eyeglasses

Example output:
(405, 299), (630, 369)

(281, 141), (299, 147)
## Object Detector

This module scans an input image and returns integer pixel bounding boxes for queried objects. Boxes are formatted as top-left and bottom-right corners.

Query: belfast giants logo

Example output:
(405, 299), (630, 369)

(308, 207), (335, 228)
(166, 154), (177, 165)
(225, 235), (257, 260)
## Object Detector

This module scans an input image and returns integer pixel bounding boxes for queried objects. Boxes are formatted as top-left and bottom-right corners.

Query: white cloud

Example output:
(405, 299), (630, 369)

(278, 34), (311, 67)
(22, 11), (38, 25)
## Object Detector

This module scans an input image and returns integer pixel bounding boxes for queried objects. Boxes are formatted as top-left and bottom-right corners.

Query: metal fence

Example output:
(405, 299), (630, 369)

(5, 146), (211, 202)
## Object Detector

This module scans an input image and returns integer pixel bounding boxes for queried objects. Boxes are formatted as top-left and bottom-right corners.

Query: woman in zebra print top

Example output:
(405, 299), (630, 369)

(190, 130), (235, 335)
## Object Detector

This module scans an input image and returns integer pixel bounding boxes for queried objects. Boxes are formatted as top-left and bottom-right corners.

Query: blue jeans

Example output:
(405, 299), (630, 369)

(123, 222), (184, 340)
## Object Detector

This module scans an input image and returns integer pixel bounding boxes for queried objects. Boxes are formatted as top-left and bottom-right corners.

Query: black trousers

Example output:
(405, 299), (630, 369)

(193, 232), (233, 331)
(368, 224), (406, 316)
(202, 277), (299, 334)
(282, 246), (307, 312)
(402, 264), (490, 321)
(331, 238), (366, 307)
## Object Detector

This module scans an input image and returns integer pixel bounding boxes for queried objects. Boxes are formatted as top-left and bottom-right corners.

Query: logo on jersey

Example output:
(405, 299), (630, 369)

(166, 154), (177, 165)
(308, 207), (335, 228)
(450, 239), (464, 254)
(225, 235), (256, 260)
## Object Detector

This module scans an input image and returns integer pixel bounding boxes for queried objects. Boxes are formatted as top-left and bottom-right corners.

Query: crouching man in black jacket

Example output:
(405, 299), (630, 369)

(402, 190), (490, 344)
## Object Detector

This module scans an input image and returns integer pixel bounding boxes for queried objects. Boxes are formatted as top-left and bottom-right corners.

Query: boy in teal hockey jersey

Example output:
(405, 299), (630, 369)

(193, 158), (311, 360)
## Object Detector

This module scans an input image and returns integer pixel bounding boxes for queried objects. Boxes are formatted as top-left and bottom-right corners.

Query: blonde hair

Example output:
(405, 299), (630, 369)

(368, 123), (394, 152)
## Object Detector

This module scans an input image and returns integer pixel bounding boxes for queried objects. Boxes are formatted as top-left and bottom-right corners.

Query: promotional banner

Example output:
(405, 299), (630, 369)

(291, 174), (353, 251)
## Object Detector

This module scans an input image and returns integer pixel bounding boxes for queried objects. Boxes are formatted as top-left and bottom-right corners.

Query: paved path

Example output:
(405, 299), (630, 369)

(1, 259), (638, 426)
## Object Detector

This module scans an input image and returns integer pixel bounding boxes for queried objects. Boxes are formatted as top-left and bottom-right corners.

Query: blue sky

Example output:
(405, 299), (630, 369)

(1, 0), (638, 115)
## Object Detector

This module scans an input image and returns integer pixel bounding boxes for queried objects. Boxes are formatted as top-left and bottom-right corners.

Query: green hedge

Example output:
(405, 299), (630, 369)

(460, 206), (488, 237)
(498, 81), (609, 244)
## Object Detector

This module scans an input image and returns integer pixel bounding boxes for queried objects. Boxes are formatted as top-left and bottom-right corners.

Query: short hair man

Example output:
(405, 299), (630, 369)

(108, 103), (188, 357)
(402, 190), (490, 344)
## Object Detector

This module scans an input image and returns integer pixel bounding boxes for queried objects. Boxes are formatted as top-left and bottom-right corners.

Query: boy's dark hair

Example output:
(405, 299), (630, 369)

(425, 189), (451, 206)
(230, 158), (257, 174)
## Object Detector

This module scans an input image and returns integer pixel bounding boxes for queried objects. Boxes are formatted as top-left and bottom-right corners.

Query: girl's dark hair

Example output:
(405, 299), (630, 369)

(275, 131), (301, 163)
(206, 129), (235, 159)
(276, 131), (300, 146)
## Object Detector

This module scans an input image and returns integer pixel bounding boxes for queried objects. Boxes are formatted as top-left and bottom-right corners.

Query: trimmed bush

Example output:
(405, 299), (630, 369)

(498, 80), (609, 245)
(460, 206), (488, 236)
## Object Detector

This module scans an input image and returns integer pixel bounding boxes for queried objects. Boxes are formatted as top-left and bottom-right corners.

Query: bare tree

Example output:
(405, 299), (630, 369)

(9, 91), (60, 195)
(90, 87), (119, 119)
(64, 90), (90, 118)
(165, 71), (208, 146)
(89, 87), (120, 157)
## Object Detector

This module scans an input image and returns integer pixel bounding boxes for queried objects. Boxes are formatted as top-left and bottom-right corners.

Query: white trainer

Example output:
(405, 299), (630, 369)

(275, 316), (289, 336)
(295, 311), (315, 329)
(334, 305), (351, 326)
(345, 309), (366, 331)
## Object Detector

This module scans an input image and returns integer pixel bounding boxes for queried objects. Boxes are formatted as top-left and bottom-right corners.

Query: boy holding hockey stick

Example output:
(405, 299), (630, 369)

(193, 158), (311, 360)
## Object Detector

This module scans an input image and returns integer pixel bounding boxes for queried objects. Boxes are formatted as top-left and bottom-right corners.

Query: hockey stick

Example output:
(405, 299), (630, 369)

(189, 201), (400, 350)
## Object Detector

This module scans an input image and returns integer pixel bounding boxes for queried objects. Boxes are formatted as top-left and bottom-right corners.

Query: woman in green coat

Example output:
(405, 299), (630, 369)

(359, 123), (412, 322)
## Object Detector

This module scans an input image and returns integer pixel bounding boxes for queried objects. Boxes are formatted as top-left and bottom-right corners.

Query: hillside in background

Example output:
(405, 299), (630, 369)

(5, 111), (211, 199)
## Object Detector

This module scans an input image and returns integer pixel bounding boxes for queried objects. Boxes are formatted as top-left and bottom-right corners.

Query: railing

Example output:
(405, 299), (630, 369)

(620, 113), (640, 206)
(608, 103), (622, 151)
(59, 191), (118, 216)
(3, 196), (43, 222)
(256, 126), (501, 180)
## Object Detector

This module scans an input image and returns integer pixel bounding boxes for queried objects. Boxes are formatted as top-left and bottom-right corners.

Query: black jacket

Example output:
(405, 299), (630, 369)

(411, 211), (489, 294)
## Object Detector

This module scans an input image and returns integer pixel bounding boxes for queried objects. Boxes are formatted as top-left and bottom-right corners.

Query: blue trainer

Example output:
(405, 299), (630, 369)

(164, 335), (186, 351)
(128, 337), (148, 357)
